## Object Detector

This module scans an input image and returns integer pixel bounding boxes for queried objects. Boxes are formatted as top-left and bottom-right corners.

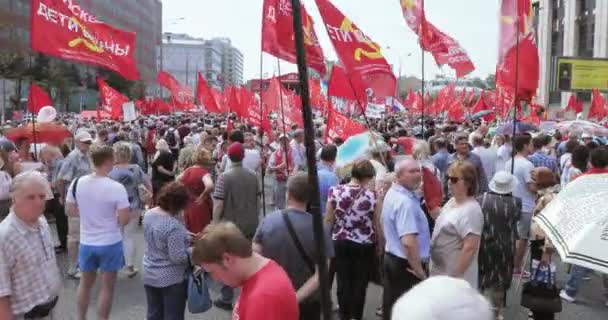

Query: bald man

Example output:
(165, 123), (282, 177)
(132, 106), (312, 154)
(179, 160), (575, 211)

(381, 159), (431, 320)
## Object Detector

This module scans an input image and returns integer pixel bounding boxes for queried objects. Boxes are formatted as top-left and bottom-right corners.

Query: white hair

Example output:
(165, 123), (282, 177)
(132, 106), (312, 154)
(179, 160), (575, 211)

(10, 171), (51, 196)
(412, 140), (431, 161)
(391, 276), (493, 320)
(394, 157), (418, 175)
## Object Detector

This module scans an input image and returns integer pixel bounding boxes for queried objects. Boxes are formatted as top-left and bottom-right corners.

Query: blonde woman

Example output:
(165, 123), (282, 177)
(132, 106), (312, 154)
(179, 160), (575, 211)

(109, 142), (152, 277)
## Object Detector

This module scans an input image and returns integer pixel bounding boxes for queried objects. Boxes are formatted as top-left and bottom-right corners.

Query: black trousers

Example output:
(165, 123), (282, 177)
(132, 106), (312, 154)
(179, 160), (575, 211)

(382, 253), (423, 320)
(299, 300), (321, 320)
(529, 240), (555, 320)
(47, 195), (67, 249)
(334, 240), (375, 320)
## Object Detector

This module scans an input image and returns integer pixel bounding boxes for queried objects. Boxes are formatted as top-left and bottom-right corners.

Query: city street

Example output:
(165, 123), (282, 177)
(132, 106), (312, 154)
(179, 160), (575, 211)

(48, 179), (608, 320)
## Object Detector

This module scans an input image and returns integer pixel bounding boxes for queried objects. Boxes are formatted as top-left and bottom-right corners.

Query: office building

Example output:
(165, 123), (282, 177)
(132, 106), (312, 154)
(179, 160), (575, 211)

(162, 35), (243, 90)
(535, 0), (608, 108)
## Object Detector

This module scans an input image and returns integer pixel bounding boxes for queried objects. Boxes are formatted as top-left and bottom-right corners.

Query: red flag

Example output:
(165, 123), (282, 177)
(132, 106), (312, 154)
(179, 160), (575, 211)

(153, 98), (171, 114)
(28, 83), (53, 114)
(310, 78), (328, 113)
(158, 71), (194, 108)
(496, 0), (539, 103)
(472, 91), (495, 122)
(97, 76), (127, 119)
(325, 105), (367, 143)
(404, 89), (416, 107)
(327, 66), (366, 109)
(400, 0), (475, 78)
(447, 100), (465, 122)
(30, 0), (139, 80)
(565, 94), (583, 114)
(261, 0), (326, 75)
(315, 0), (396, 102)
(589, 89), (608, 121)
(466, 90), (476, 105)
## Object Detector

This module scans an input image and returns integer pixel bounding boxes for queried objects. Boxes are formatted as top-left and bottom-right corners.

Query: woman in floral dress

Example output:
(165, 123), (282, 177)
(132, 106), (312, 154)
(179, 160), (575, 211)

(326, 160), (379, 320)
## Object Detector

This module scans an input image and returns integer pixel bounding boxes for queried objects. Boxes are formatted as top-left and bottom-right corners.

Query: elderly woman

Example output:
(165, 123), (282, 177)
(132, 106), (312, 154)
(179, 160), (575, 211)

(326, 160), (379, 320)
(177, 136), (196, 174)
(477, 171), (521, 319)
(109, 142), (151, 277)
(151, 139), (176, 198)
(143, 182), (191, 320)
(430, 161), (484, 288)
(40, 145), (68, 253)
(0, 171), (61, 319)
(178, 148), (214, 234)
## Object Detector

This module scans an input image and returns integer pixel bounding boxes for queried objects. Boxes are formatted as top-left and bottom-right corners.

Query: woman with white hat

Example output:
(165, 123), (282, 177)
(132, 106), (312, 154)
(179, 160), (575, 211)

(477, 171), (522, 319)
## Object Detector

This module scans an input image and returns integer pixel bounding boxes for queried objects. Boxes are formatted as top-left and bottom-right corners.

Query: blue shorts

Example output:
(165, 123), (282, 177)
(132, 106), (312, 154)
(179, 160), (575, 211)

(79, 241), (125, 272)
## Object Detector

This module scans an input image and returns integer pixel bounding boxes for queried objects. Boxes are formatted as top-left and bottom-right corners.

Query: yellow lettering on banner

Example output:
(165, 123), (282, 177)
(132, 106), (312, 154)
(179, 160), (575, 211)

(67, 17), (103, 53)
(401, 0), (417, 10)
(302, 15), (315, 46)
(339, 19), (382, 61)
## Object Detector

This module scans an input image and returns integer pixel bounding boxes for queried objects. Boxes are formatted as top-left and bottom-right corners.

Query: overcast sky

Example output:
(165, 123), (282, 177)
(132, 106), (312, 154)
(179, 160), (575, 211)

(161, 0), (499, 81)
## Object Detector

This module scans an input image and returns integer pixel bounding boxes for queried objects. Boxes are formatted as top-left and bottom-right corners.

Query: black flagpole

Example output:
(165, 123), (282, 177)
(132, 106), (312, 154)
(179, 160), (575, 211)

(289, 1), (331, 319)
(258, 52), (267, 217)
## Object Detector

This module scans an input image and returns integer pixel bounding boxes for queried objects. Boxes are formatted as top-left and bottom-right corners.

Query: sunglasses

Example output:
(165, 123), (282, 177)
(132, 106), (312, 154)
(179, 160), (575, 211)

(447, 176), (461, 184)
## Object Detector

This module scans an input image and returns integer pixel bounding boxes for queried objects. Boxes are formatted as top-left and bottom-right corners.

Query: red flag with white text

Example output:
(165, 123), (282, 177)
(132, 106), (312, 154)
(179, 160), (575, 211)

(97, 76), (127, 119)
(28, 83), (53, 114)
(315, 0), (396, 103)
(30, 0), (140, 80)
(261, 0), (326, 75)
(400, 0), (475, 78)
(325, 105), (367, 143)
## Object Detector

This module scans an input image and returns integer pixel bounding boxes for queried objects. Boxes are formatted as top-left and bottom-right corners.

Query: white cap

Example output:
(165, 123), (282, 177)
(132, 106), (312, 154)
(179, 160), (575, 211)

(581, 132), (593, 139)
(75, 131), (93, 143)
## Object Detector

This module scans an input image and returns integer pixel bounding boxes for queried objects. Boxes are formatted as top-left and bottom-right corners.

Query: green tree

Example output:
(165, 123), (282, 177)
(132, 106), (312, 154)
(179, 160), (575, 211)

(486, 74), (496, 89)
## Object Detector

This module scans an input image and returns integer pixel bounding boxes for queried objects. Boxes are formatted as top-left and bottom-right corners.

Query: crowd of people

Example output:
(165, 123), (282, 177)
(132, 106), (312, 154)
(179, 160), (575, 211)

(0, 111), (607, 320)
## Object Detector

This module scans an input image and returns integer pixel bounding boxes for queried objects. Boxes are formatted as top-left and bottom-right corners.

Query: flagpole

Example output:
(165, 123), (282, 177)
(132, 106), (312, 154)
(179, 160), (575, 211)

(289, 2), (331, 319)
(510, 1), (521, 175)
(275, 58), (292, 174)
(420, 0), (426, 139)
(258, 52), (267, 217)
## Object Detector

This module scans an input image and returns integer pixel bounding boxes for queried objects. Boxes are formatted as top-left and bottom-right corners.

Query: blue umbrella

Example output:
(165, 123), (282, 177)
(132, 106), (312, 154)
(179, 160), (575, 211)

(467, 110), (495, 120)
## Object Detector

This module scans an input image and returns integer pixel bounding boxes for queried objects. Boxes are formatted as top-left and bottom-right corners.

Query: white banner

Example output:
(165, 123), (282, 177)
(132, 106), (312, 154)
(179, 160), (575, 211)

(122, 102), (136, 122)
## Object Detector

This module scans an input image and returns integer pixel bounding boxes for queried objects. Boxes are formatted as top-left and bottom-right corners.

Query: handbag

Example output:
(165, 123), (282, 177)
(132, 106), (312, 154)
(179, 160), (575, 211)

(520, 260), (562, 313)
(186, 266), (212, 314)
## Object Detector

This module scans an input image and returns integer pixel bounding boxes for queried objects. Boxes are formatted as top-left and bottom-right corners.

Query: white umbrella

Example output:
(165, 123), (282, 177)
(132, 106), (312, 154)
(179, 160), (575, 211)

(533, 174), (608, 274)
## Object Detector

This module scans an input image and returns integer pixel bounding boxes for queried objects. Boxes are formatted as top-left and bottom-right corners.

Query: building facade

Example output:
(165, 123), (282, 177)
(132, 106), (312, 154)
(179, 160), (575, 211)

(161, 34), (243, 91)
(0, 0), (163, 82)
(535, 0), (608, 108)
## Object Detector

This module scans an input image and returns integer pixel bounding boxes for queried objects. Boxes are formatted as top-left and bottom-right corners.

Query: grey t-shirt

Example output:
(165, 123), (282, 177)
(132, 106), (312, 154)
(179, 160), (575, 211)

(253, 209), (335, 300)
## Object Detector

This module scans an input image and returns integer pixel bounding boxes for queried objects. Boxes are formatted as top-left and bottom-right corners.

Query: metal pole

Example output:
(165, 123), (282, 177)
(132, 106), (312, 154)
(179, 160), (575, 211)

(511, 1), (521, 175)
(420, 0), (426, 139)
(258, 52), (267, 217)
(289, 2), (331, 319)
(275, 58), (291, 174)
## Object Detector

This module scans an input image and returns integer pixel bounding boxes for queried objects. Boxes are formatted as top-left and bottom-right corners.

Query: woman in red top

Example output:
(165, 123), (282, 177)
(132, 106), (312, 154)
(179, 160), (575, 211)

(179, 148), (214, 234)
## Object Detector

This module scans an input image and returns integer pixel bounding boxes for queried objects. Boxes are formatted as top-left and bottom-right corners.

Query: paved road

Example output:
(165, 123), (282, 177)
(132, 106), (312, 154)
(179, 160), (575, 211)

(48, 177), (608, 319)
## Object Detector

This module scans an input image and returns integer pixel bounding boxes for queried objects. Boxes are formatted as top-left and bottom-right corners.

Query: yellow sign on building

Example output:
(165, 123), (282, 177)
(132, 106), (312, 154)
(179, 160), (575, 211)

(556, 57), (608, 92)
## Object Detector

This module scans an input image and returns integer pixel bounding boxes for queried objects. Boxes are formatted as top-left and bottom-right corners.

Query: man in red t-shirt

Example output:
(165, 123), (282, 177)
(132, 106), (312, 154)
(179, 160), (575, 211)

(192, 222), (299, 320)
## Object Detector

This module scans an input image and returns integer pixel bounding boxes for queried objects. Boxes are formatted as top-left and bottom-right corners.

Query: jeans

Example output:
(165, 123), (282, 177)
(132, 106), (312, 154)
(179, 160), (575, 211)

(564, 265), (592, 297)
(219, 284), (234, 304)
(272, 179), (287, 210)
(334, 240), (375, 320)
(144, 281), (187, 320)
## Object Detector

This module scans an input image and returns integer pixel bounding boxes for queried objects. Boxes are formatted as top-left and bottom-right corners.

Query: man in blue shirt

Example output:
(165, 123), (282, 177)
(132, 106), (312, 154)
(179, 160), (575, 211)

(382, 158), (430, 320)
(528, 135), (559, 175)
(431, 138), (449, 179)
(317, 145), (339, 215)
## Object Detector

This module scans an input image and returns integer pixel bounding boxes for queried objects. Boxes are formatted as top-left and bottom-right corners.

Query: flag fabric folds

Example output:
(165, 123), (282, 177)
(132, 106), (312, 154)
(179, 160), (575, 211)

(325, 105), (367, 142)
(30, 0), (140, 80)
(588, 89), (607, 121)
(400, 0), (475, 78)
(262, 0), (326, 75)
(158, 71), (194, 110)
(327, 65), (367, 110)
(196, 73), (222, 114)
(28, 83), (53, 114)
(97, 77), (127, 119)
(565, 94), (583, 114)
(315, 0), (396, 104)
(496, 0), (539, 103)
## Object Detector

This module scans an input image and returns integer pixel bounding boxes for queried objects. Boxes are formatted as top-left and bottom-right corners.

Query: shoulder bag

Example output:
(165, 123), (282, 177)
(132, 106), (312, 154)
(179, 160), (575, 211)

(282, 210), (315, 273)
(186, 256), (212, 314)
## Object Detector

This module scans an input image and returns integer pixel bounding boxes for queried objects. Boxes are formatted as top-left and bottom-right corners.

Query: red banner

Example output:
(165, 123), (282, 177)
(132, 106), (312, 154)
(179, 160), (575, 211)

(30, 0), (139, 80)
(262, 0), (326, 75)
(589, 88), (607, 121)
(400, 0), (475, 78)
(158, 71), (194, 109)
(28, 83), (53, 114)
(496, 0), (539, 102)
(315, 0), (396, 102)
(196, 73), (222, 114)
(325, 105), (367, 142)
(327, 65), (367, 111)
(97, 76), (127, 119)
(565, 94), (583, 114)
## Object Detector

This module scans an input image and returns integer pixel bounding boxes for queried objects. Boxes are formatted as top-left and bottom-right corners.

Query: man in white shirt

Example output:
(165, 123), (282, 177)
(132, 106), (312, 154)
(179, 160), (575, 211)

(471, 134), (497, 181)
(504, 134), (537, 276)
(221, 131), (262, 173)
(290, 129), (307, 171)
(66, 145), (130, 320)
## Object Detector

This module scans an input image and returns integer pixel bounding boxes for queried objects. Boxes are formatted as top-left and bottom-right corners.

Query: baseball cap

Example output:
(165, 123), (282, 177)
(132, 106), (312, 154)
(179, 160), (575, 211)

(75, 131), (93, 143)
(227, 142), (245, 163)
